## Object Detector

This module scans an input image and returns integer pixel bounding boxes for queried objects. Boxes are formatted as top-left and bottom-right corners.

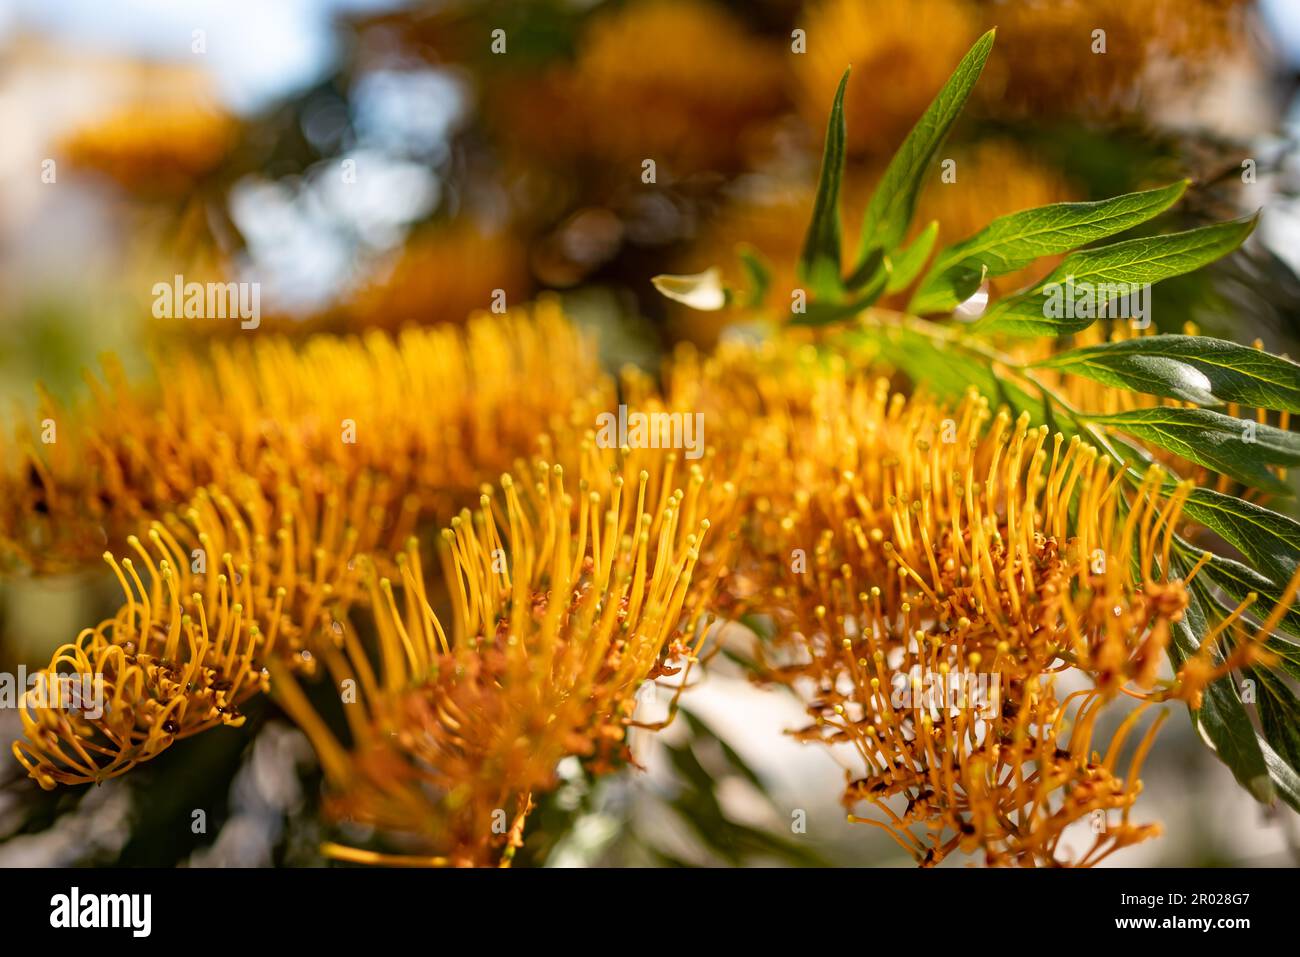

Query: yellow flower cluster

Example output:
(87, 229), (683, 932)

(638, 334), (1283, 865)
(14, 472), (372, 787)
(7, 305), (745, 865)
(1, 302), (602, 573)
(273, 440), (739, 865)
(9, 304), (1293, 867)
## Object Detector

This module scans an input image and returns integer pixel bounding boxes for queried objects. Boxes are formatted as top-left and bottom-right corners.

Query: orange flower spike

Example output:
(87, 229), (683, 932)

(274, 443), (737, 866)
(13, 471), (375, 788)
(686, 340), (1213, 866)
(2, 304), (609, 574)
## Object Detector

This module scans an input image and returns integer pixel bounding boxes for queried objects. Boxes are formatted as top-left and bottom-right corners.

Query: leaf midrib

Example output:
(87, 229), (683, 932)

(934, 198), (1167, 274)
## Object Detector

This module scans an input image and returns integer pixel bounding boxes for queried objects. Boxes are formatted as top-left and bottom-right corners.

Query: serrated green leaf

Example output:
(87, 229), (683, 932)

(1179, 487), (1300, 584)
(854, 29), (995, 271)
(976, 214), (1258, 337)
(651, 268), (729, 311)
(798, 68), (849, 300)
(885, 220), (938, 294)
(1089, 406), (1300, 495)
(1033, 335), (1300, 412)
(910, 181), (1187, 314)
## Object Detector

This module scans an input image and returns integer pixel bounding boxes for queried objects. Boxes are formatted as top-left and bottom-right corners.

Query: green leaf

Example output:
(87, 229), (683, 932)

(1261, 739), (1300, 814)
(789, 288), (884, 327)
(1268, 638), (1300, 683)
(737, 612), (776, 642)
(873, 325), (1000, 401)
(976, 214), (1259, 337)
(910, 181), (1188, 314)
(1171, 573), (1274, 804)
(868, 325), (1060, 428)
(1246, 662), (1300, 813)
(663, 714), (830, 866)
(737, 244), (771, 309)
(885, 220), (938, 294)
(680, 709), (770, 802)
(1179, 487), (1300, 584)
(1176, 542), (1300, 683)
(1198, 677), (1276, 804)
(651, 268), (729, 311)
(788, 298), (866, 327)
(1089, 406), (1300, 495)
(798, 68), (849, 300)
(1032, 335), (1300, 412)
(843, 245), (886, 295)
(1192, 549), (1300, 642)
(1188, 550), (1300, 669)
(1249, 667), (1300, 779)
(854, 29), (995, 272)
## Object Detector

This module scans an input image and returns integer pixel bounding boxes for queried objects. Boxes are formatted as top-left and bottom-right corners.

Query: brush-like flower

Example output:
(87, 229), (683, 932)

(12, 470), (384, 788)
(1, 302), (606, 573)
(644, 337), (1287, 865)
(837, 680), (1168, 867)
(749, 397), (1176, 863)
(270, 442), (739, 866)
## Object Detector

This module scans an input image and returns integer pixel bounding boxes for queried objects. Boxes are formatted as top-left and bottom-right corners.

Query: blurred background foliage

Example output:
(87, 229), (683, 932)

(3, 0), (1300, 866)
